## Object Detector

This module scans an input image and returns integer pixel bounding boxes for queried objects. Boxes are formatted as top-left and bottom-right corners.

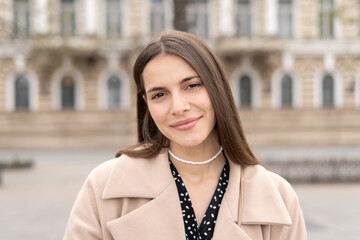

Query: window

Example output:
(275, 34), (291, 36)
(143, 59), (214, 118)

(150, 0), (165, 36)
(107, 75), (121, 109)
(319, 0), (335, 38)
(322, 74), (334, 107)
(13, 0), (30, 38)
(106, 0), (122, 38)
(60, 0), (76, 36)
(6, 72), (39, 112)
(187, 0), (209, 39)
(61, 76), (75, 109)
(281, 74), (293, 107)
(239, 75), (252, 108)
(235, 0), (252, 37)
(98, 70), (129, 110)
(15, 75), (29, 110)
(52, 68), (84, 111)
(278, 0), (293, 38)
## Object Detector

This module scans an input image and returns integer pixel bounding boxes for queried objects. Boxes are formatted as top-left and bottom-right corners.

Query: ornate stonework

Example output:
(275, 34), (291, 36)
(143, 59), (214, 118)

(1, 0), (360, 148)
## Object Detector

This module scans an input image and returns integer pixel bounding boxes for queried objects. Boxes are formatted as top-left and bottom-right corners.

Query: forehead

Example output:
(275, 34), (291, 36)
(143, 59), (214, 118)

(142, 54), (197, 85)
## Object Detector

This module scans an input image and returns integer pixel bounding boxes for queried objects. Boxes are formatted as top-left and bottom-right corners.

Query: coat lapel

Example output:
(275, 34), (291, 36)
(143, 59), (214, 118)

(241, 165), (292, 226)
(213, 160), (292, 239)
(102, 150), (186, 239)
(106, 179), (186, 240)
(212, 198), (252, 239)
(212, 157), (253, 239)
(102, 150), (172, 199)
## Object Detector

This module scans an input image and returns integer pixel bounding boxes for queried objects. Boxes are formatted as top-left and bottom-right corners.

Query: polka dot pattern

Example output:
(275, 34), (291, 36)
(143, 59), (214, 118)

(169, 159), (230, 240)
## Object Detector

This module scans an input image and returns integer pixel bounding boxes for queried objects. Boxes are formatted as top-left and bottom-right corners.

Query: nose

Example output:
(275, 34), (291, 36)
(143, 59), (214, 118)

(170, 92), (190, 115)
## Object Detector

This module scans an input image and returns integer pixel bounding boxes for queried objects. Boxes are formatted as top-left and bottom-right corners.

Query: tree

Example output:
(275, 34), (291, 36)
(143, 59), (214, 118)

(173, 0), (188, 31)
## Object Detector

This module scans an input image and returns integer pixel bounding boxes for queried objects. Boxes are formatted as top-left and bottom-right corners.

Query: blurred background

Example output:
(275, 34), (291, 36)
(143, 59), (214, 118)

(0, 0), (360, 239)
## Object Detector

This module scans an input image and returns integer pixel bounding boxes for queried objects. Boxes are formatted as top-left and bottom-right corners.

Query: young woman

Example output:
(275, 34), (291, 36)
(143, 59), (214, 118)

(64, 31), (307, 240)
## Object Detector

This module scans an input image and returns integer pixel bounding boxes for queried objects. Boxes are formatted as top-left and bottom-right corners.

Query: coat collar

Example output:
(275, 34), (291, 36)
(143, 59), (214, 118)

(102, 149), (291, 226)
(240, 164), (292, 226)
(102, 149), (173, 199)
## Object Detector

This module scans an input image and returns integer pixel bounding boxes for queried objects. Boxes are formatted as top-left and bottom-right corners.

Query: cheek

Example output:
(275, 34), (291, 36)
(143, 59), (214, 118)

(201, 93), (216, 124)
(148, 104), (167, 125)
(200, 92), (214, 112)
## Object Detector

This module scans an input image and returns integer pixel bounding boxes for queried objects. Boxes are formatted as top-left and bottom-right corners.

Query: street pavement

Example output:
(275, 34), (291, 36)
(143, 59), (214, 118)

(294, 184), (360, 240)
(0, 148), (359, 240)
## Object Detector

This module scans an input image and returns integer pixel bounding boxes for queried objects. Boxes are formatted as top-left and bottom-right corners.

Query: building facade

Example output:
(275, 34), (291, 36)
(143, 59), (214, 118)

(0, 0), (360, 149)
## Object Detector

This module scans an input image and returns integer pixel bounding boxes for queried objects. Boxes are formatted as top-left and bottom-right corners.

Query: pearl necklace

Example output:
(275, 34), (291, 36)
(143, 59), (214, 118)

(168, 146), (223, 165)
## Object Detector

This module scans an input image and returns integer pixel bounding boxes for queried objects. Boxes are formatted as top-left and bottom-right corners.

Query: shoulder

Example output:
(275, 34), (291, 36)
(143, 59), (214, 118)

(243, 164), (300, 209)
(84, 151), (170, 198)
(86, 158), (117, 183)
(85, 155), (143, 191)
(82, 158), (120, 196)
(243, 164), (296, 191)
(86, 153), (151, 179)
(267, 169), (298, 199)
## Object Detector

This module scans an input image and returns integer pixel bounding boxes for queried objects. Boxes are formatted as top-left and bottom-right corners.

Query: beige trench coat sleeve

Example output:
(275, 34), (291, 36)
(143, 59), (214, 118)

(63, 160), (116, 240)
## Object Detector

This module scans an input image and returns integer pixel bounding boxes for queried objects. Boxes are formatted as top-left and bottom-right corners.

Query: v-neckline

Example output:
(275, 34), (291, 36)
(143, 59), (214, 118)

(169, 159), (230, 239)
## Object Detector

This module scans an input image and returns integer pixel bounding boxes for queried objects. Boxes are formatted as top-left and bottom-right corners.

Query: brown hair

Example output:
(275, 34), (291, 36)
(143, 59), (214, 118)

(116, 31), (259, 166)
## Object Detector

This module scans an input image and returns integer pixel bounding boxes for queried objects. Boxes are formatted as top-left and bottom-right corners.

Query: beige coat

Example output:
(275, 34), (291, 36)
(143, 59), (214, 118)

(63, 150), (307, 240)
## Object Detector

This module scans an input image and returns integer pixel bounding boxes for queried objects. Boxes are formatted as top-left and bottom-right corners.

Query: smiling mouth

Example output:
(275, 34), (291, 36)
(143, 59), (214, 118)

(170, 117), (201, 131)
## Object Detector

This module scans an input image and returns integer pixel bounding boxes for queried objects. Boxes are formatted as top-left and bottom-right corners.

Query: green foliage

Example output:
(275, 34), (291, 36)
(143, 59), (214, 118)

(0, 157), (33, 170)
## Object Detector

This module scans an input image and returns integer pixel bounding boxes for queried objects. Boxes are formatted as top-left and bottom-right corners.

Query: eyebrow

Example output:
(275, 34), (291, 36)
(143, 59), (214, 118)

(146, 75), (200, 94)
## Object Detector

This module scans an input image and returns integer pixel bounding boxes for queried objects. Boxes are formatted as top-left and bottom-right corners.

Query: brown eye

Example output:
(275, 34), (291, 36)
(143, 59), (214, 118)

(187, 83), (201, 89)
(151, 92), (165, 100)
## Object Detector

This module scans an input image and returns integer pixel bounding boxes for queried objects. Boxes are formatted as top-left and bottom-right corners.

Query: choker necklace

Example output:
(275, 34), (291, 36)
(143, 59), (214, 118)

(168, 146), (223, 165)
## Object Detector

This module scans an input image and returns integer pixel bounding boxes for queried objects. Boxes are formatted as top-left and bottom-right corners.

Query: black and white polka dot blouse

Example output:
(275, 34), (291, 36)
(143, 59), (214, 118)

(169, 159), (230, 240)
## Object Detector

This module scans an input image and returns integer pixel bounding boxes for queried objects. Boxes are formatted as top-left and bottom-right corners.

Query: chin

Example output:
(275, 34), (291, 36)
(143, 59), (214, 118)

(172, 137), (205, 148)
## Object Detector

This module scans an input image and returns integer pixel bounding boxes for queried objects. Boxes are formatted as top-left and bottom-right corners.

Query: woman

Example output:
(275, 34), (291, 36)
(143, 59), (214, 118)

(64, 31), (307, 240)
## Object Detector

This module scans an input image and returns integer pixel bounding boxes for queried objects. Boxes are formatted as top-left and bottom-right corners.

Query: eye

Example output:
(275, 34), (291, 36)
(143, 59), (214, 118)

(186, 82), (202, 89)
(151, 92), (165, 100)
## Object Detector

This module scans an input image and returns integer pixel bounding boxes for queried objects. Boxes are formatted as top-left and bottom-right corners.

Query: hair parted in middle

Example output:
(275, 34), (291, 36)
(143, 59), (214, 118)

(116, 30), (259, 166)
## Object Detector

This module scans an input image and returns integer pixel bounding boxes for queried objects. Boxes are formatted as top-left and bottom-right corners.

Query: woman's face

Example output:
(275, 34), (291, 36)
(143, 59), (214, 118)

(142, 53), (217, 149)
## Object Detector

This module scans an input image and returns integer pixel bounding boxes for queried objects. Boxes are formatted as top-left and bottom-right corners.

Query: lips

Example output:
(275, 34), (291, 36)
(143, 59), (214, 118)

(170, 117), (201, 131)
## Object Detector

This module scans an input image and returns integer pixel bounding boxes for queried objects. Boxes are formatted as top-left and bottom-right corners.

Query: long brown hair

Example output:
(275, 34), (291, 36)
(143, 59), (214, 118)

(116, 31), (259, 166)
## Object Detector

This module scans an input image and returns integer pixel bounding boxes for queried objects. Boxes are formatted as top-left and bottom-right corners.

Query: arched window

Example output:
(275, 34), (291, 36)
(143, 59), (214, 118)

(239, 75), (252, 108)
(107, 75), (121, 109)
(15, 75), (29, 110)
(61, 76), (75, 109)
(281, 74), (293, 107)
(322, 74), (334, 107)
